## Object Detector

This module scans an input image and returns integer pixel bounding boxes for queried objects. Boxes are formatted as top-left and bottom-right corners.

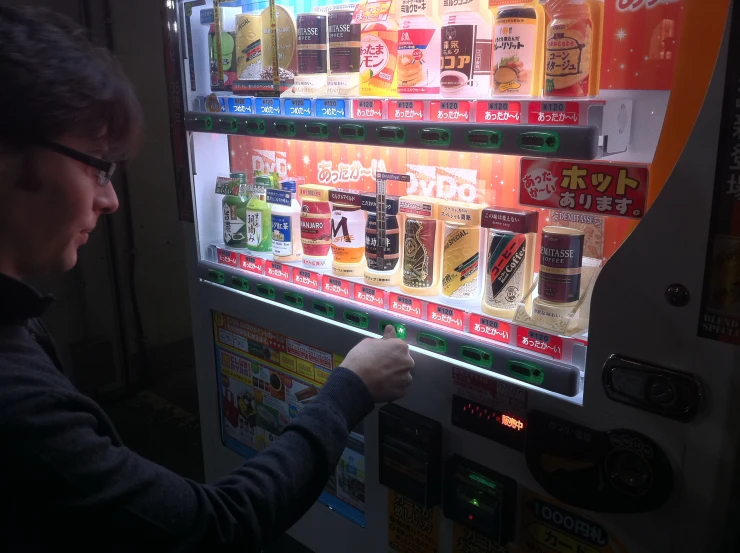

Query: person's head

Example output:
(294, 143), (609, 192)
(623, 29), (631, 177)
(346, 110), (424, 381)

(0, 4), (142, 279)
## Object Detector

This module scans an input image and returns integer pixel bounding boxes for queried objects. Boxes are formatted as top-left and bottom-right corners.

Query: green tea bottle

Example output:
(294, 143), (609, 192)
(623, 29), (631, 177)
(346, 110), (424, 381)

(222, 172), (249, 248)
(246, 174), (274, 252)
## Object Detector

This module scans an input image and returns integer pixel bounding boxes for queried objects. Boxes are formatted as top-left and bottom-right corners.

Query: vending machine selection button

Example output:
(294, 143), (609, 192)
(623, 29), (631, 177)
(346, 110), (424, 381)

(443, 455), (517, 544)
(255, 283), (276, 300)
(343, 310), (369, 329)
(230, 276), (249, 292)
(466, 130), (502, 149)
(312, 300), (335, 319)
(244, 118), (267, 135)
(377, 126), (406, 144)
(507, 360), (544, 385)
(282, 291), (304, 309)
(193, 115), (213, 131)
(378, 320), (407, 340)
(305, 122), (329, 139)
(274, 120), (296, 137)
(218, 116), (238, 132)
(517, 131), (560, 152)
(459, 346), (493, 368)
(416, 333), (447, 353)
(338, 124), (366, 141)
(207, 269), (224, 284)
(419, 127), (451, 147)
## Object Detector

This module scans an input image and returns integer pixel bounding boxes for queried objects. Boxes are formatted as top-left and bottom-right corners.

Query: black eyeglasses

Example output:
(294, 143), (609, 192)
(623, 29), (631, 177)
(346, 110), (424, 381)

(39, 140), (117, 187)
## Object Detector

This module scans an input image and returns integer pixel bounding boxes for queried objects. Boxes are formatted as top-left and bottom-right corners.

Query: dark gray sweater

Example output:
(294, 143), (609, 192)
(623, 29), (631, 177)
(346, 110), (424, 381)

(0, 273), (374, 551)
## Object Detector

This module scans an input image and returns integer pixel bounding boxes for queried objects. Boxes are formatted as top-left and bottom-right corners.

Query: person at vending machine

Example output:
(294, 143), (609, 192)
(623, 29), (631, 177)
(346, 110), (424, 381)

(0, 5), (415, 551)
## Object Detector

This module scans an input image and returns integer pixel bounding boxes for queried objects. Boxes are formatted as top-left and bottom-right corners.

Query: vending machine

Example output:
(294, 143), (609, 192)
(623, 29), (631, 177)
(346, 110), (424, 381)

(162, 0), (740, 551)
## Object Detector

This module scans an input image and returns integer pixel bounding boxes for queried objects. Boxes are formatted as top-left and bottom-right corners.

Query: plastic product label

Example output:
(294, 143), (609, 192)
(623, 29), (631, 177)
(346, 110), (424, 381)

(516, 327), (563, 360)
(427, 303), (464, 331)
(389, 293), (423, 319)
(469, 314), (511, 345)
(239, 254), (265, 275)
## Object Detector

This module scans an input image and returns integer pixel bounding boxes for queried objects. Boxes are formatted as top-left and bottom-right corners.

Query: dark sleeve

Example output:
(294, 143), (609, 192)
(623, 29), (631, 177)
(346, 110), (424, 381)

(4, 363), (374, 551)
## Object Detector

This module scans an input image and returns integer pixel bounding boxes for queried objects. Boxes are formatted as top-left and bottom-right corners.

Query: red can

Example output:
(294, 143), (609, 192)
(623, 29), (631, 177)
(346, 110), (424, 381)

(300, 200), (332, 257)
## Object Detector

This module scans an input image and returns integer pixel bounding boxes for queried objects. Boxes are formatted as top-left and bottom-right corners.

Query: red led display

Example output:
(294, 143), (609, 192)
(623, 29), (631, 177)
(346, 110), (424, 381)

(452, 395), (526, 451)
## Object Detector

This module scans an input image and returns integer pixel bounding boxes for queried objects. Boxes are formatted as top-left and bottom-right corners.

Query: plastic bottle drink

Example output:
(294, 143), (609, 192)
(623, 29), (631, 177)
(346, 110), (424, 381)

(246, 175), (273, 252)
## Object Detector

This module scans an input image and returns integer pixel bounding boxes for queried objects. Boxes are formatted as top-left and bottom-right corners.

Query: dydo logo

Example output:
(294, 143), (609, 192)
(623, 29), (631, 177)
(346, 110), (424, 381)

(251, 149), (288, 178)
(405, 164), (480, 203)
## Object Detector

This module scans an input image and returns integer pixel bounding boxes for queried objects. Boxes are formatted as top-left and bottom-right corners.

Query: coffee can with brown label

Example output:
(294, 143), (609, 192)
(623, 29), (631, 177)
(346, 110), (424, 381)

(403, 218), (438, 289)
(538, 226), (585, 304)
(297, 14), (328, 75)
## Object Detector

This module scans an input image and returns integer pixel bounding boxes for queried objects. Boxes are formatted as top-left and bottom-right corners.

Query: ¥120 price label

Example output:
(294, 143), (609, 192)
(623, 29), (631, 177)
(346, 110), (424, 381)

(322, 276), (351, 299)
(528, 101), (580, 125)
(316, 99), (346, 118)
(389, 100), (424, 121)
(476, 101), (521, 124)
(516, 327), (563, 360)
(388, 293), (423, 319)
(255, 97), (282, 116)
(292, 269), (321, 290)
(239, 254), (264, 275)
(228, 97), (254, 114)
(265, 260), (292, 282)
(354, 285), (385, 308)
(283, 98), (313, 117)
(427, 303), (464, 331)
(217, 248), (238, 268)
(469, 314), (511, 344)
(353, 99), (383, 119)
(430, 101), (470, 122)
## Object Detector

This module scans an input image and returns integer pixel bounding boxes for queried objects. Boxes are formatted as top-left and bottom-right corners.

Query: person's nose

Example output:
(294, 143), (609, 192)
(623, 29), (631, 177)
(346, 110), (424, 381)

(95, 181), (119, 215)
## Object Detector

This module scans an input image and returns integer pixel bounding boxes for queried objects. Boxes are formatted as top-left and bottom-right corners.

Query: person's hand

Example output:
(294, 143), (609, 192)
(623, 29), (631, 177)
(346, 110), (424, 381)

(342, 325), (414, 403)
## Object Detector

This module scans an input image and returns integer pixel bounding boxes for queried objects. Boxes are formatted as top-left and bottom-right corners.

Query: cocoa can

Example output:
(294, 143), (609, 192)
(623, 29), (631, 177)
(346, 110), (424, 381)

(538, 226), (585, 304)
(403, 218), (437, 288)
(297, 14), (327, 75)
(365, 212), (400, 271)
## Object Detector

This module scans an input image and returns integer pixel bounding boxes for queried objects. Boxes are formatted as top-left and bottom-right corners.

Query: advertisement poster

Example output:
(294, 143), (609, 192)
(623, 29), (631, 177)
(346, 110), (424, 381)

(213, 311), (366, 526)
(452, 523), (508, 553)
(388, 491), (440, 553)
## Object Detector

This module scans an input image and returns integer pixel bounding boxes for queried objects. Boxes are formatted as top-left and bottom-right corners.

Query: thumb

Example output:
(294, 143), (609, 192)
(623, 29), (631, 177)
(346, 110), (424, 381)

(383, 325), (397, 339)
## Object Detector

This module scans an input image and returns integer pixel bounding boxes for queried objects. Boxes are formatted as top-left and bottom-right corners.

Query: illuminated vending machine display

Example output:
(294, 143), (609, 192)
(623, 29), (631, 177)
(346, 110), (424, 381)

(164, 0), (739, 552)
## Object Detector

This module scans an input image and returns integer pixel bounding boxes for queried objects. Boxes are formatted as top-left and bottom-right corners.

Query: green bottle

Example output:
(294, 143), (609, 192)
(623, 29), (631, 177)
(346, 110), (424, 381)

(222, 172), (248, 248)
(246, 175), (274, 252)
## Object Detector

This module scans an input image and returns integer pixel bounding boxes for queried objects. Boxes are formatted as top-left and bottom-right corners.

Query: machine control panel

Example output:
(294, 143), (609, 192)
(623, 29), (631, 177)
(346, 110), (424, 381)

(379, 404), (442, 509)
(525, 411), (673, 513)
(451, 394), (526, 451)
(603, 355), (701, 421)
(443, 455), (517, 545)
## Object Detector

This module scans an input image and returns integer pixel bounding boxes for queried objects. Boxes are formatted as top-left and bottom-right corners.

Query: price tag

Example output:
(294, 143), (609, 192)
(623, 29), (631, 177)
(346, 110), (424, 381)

(283, 98), (313, 117)
(239, 254), (264, 275)
(217, 248), (238, 268)
(388, 293), (423, 319)
(292, 269), (321, 290)
(469, 314), (512, 345)
(389, 100), (424, 121)
(427, 303), (464, 331)
(228, 96), (254, 114)
(353, 99), (383, 119)
(322, 276), (351, 299)
(265, 260), (292, 282)
(430, 100), (470, 122)
(528, 101), (580, 125)
(516, 327), (564, 360)
(476, 101), (521, 124)
(255, 97), (282, 116)
(353, 285), (385, 308)
(315, 99), (347, 118)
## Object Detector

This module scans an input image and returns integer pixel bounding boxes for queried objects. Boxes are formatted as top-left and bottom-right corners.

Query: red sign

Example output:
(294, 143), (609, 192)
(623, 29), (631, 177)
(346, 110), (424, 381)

(239, 254), (265, 275)
(389, 293), (423, 319)
(516, 327), (563, 360)
(528, 101), (580, 125)
(354, 284), (385, 308)
(322, 276), (351, 299)
(265, 260), (292, 282)
(427, 303), (464, 331)
(292, 269), (321, 290)
(430, 100), (470, 122)
(469, 314), (512, 345)
(476, 100), (521, 124)
(519, 158), (649, 219)
(217, 248), (238, 268)
(353, 99), (383, 120)
(389, 100), (424, 121)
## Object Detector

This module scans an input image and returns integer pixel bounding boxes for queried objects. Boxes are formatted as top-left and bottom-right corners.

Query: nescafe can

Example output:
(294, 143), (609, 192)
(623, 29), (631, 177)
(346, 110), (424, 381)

(403, 218), (437, 289)
(538, 226), (585, 304)
(365, 212), (400, 271)
(328, 10), (360, 74)
(297, 14), (327, 75)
